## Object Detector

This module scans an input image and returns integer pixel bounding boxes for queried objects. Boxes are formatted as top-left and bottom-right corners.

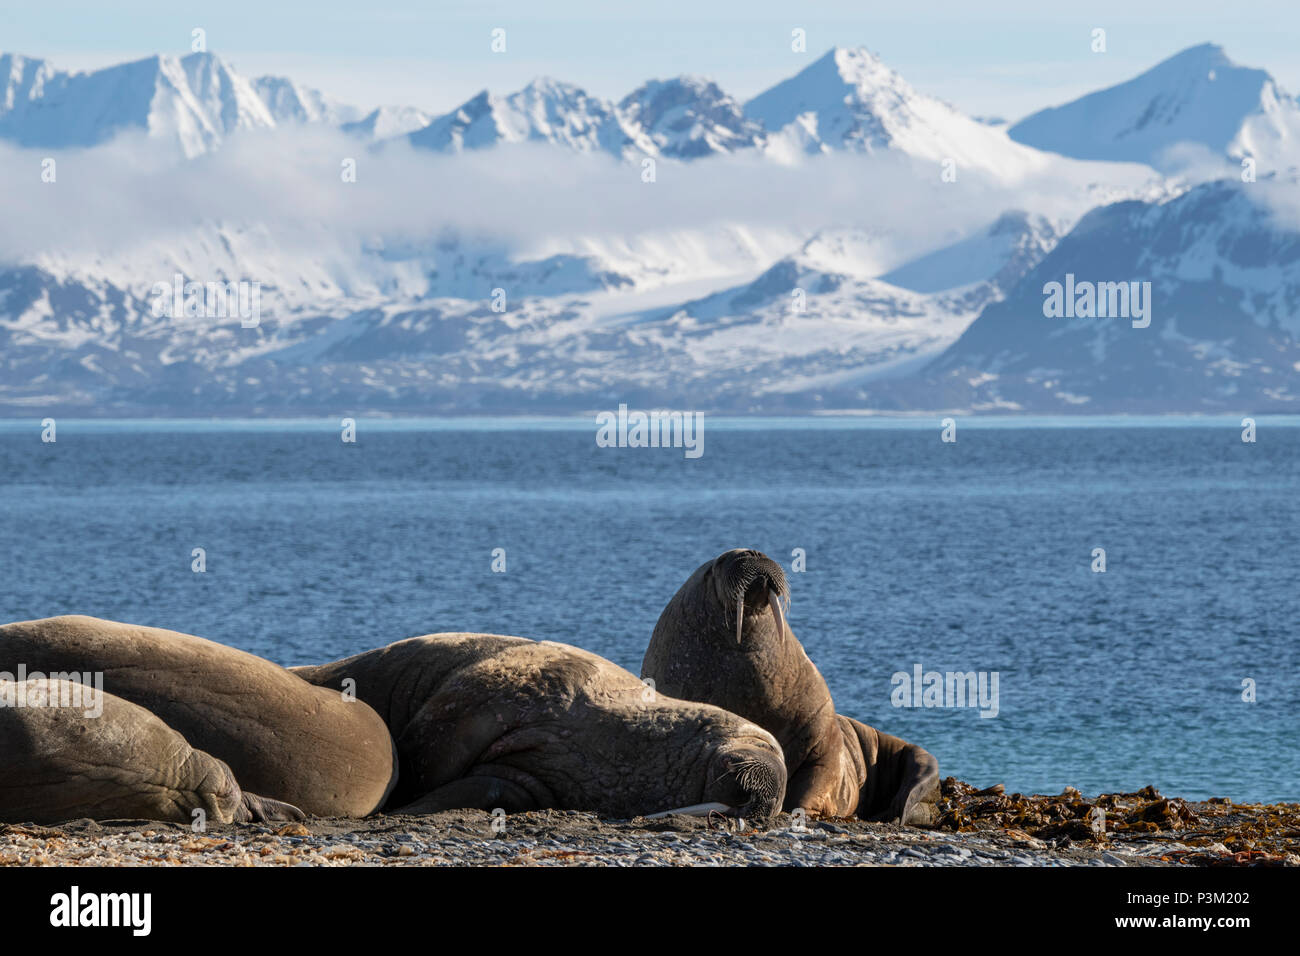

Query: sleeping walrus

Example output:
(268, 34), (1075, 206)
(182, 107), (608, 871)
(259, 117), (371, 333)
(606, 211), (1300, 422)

(292, 632), (788, 822)
(0, 678), (303, 825)
(641, 549), (941, 825)
(0, 615), (397, 818)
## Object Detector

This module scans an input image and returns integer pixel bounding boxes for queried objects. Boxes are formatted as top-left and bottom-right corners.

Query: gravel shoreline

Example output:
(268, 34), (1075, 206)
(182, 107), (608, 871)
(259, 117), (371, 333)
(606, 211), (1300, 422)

(4, 788), (1297, 867)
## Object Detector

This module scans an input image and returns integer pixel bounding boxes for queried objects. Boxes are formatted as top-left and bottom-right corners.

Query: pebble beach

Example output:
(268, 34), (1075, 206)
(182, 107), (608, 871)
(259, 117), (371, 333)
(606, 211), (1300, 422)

(4, 783), (1297, 867)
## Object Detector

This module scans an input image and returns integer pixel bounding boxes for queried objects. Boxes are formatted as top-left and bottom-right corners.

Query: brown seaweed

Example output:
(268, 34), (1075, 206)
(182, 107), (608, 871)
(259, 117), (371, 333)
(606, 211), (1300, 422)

(935, 777), (1299, 866)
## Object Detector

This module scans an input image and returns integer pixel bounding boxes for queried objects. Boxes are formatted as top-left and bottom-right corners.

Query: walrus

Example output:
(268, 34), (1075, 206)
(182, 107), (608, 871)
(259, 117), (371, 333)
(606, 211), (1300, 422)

(641, 549), (941, 825)
(0, 678), (304, 824)
(0, 615), (397, 817)
(292, 633), (788, 821)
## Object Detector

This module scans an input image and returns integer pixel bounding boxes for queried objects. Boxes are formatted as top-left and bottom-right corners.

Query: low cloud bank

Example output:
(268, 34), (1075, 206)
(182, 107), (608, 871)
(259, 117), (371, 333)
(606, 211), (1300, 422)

(1, 126), (1163, 271)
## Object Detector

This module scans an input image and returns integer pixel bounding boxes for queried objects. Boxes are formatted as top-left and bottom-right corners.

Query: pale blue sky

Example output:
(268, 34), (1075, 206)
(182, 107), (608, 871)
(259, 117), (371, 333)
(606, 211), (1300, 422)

(10, 1), (1300, 120)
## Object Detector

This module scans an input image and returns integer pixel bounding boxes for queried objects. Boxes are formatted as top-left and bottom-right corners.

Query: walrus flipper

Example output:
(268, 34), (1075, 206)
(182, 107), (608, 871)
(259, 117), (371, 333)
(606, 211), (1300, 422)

(845, 718), (941, 826)
(237, 791), (306, 823)
(876, 739), (941, 827)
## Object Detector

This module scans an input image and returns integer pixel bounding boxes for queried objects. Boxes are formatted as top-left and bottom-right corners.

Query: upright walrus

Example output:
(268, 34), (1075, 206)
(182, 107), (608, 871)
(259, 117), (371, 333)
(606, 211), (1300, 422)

(642, 549), (941, 825)
(0, 678), (304, 825)
(292, 633), (788, 821)
(0, 615), (397, 817)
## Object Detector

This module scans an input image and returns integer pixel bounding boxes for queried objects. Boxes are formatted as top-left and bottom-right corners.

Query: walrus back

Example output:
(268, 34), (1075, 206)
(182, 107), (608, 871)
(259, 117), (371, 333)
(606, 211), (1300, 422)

(292, 633), (553, 732)
(0, 615), (397, 817)
(295, 631), (788, 820)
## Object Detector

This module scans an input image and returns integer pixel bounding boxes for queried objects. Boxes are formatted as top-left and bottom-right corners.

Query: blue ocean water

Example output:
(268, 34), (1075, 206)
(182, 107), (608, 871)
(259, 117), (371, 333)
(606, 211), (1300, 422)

(0, 418), (1295, 803)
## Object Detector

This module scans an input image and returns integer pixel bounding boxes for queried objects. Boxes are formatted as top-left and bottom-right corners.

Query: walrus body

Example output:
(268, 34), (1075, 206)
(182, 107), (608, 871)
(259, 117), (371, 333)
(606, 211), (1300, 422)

(641, 549), (941, 824)
(292, 633), (788, 821)
(0, 678), (303, 825)
(0, 616), (397, 817)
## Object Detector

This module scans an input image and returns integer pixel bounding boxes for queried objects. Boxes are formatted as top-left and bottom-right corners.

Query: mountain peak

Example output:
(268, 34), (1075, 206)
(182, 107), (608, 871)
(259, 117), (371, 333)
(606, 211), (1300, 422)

(743, 44), (1044, 179)
(178, 50), (225, 67)
(743, 45), (911, 145)
(827, 46), (892, 83)
(0, 50), (275, 156)
(0, 52), (57, 112)
(624, 74), (723, 101)
(1009, 43), (1297, 171)
(409, 79), (649, 157)
(759, 46), (899, 98)
(0, 51), (53, 73)
(341, 104), (431, 140)
(619, 74), (762, 158)
(519, 75), (581, 96)
(1165, 42), (1231, 66)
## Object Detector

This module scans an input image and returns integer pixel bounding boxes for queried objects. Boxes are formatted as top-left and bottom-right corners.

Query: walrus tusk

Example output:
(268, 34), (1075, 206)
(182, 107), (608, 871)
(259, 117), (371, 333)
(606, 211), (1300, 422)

(767, 590), (786, 641)
(645, 802), (732, 819)
(735, 594), (744, 644)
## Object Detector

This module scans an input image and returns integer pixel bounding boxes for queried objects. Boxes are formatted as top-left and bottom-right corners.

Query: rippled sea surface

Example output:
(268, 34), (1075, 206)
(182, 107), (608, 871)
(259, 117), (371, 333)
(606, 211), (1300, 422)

(1, 419), (1295, 802)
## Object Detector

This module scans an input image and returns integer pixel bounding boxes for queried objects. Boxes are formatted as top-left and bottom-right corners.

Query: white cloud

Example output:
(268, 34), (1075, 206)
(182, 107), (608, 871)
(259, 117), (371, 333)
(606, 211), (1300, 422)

(0, 126), (1161, 293)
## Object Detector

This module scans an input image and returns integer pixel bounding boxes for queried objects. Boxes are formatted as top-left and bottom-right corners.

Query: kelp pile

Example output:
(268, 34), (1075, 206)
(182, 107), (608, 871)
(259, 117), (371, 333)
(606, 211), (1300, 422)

(935, 778), (1300, 865)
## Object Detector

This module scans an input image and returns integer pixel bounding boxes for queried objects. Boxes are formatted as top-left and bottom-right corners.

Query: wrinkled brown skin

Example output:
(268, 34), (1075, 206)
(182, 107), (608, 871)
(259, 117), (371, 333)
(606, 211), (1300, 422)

(0, 679), (304, 825)
(0, 616), (397, 817)
(292, 633), (788, 822)
(641, 549), (941, 825)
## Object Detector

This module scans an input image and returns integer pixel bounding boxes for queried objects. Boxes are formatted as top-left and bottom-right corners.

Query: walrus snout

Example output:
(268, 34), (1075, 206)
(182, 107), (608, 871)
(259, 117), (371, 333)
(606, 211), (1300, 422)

(711, 549), (790, 644)
(705, 737), (787, 823)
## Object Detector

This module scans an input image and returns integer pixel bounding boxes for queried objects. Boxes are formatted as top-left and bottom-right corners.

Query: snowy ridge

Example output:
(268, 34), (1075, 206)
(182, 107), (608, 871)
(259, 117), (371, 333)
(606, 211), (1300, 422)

(854, 177), (1300, 413)
(746, 48), (1054, 181)
(0, 51), (361, 157)
(252, 75), (360, 126)
(408, 79), (656, 158)
(1010, 44), (1300, 174)
(618, 76), (765, 158)
(342, 105), (433, 141)
(1, 42), (1297, 414)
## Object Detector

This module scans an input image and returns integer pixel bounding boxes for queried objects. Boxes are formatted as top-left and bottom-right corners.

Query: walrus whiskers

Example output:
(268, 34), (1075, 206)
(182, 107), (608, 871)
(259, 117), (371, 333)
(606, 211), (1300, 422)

(720, 554), (790, 646)
(735, 758), (776, 798)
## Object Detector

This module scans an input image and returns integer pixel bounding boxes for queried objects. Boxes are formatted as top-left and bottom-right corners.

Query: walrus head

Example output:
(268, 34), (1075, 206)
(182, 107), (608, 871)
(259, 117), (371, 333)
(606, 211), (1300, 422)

(710, 549), (790, 645)
(649, 724), (787, 822)
(643, 548), (831, 803)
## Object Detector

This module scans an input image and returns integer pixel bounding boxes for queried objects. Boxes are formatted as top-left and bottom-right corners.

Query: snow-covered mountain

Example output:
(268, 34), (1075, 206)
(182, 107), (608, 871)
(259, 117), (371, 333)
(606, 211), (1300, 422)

(880, 211), (1059, 294)
(744, 47), (1054, 180)
(0, 52), (359, 157)
(407, 79), (655, 158)
(342, 105), (433, 141)
(252, 75), (359, 126)
(617, 76), (765, 158)
(558, 213), (1060, 399)
(0, 52), (281, 157)
(0, 210), (1062, 415)
(399, 46), (1069, 171)
(850, 177), (1300, 413)
(4, 41), (1294, 416)
(1009, 43), (1300, 175)
(6, 42), (1300, 177)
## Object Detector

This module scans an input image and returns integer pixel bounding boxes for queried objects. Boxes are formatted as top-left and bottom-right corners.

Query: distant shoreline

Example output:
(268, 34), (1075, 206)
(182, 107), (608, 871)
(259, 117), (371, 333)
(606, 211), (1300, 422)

(3, 414), (1299, 431)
